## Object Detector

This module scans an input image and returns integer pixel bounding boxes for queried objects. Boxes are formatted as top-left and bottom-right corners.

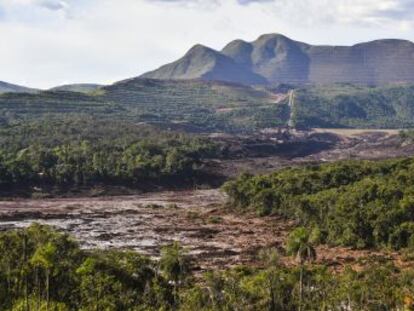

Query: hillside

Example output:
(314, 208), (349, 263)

(294, 84), (414, 128)
(50, 83), (103, 93)
(141, 44), (266, 85)
(223, 157), (414, 249)
(0, 79), (288, 132)
(141, 34), (414, 86)
(1, 78), (414, 131)
(0, 81), (39, 94)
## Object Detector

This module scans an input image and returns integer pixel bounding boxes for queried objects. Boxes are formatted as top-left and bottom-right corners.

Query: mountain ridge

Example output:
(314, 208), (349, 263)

(141, 33), (414, 86)
(0, 81), (39, 94)
(141, 43), (267, 85)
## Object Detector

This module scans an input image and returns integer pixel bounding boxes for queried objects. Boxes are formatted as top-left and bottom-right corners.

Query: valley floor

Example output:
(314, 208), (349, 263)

(1, 129), (414, 271)
(207, 128), (414, 178)
(0, 188), (412, 273)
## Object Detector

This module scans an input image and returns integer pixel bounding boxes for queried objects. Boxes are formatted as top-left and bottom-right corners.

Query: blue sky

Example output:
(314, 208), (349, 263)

(0, 0), (413, 88)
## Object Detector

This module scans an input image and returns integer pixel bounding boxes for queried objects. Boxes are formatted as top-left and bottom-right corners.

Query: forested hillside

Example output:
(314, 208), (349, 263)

(0, 118), (222, 196)
(294, 84), (414, 128)
(223, 157), (414, 249)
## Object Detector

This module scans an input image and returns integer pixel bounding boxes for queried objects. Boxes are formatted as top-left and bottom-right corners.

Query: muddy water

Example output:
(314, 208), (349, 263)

(0, 189), (289, 270)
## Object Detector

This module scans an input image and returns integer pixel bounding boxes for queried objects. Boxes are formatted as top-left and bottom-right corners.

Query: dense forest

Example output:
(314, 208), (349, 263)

(1, 224), (414, 311)
(223, 157), (414, 249)
(0, 117), (223, 196)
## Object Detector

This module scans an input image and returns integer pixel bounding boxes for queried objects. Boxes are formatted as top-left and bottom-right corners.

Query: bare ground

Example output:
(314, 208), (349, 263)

(0, 189), (295, 271)
(0, 188), (412, 272)
(1, 130), (414, 271)
(207, 130), (414, 178)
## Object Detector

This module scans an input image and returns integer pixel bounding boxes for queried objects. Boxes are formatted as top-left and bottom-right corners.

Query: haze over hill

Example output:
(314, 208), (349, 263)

(0, 81), (38, 94)
(141, 34), (414, 86)
(50, 84), (103, 94)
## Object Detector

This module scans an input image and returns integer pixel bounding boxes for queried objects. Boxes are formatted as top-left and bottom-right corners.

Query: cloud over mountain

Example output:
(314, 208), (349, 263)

(0, 0), (413, 88)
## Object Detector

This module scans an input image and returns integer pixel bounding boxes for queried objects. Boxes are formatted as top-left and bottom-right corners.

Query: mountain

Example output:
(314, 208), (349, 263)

(141, 44), (266, 85)
(141, 34), (414, 86)
(50, 84), (103, 93)
(0, 81), (39, 94)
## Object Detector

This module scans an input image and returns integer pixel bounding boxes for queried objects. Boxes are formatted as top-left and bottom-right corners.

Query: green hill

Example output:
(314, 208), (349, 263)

(0, 81), (39, 94)
(1, 78), (414, 131)
(50, 83), (103, 93)
(223, 157), (414, 249)
(294, 84), (414, 128)
(0, 79), (288, 132)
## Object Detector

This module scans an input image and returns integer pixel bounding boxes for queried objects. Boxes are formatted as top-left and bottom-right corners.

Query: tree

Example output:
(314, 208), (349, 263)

(30, 242), (58, 311)
(159, 242), (191, 308)
(286, 227), (317, 311)
(11, 298), (69, 311)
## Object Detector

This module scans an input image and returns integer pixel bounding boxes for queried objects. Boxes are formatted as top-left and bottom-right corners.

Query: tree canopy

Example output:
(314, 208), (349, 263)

(223, 157), (414, 249)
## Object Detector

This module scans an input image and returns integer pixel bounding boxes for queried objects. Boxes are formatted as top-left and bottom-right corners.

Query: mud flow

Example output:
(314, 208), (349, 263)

(0, 190), (291, 270)
(0, 130), (412, 271)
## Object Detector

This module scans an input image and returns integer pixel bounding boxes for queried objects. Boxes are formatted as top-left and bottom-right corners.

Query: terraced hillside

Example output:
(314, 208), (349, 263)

(0, 91), (116, 126)
(1, 78), (414, 131)
(101, 79), (288, 131)
(0, 79), (289, 132)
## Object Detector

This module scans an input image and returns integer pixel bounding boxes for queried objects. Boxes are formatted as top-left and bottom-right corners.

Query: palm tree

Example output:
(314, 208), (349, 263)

(30, 242), (57, 311)
(286, 227), (317, 311)
(259, 248), (281, 311)
(159, 242), (191, 308)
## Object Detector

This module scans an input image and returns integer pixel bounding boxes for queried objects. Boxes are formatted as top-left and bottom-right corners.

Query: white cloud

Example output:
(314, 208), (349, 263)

(0, 0), (412, 88)
(36, 0), (68, 11)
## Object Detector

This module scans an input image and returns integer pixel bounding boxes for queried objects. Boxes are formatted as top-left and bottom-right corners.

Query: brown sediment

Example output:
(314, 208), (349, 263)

(1, 188), (413, 272)
(1, 130), (414, 272)
(0, 189), (288, 270)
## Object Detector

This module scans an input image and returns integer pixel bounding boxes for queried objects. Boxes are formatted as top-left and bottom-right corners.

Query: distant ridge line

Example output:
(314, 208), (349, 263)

(141, 33), (414, 86)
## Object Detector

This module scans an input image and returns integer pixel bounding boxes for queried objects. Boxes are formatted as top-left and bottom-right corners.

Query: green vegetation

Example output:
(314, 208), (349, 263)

(285, 227), (317, 311)
(295, 84), (414, 128)
(0, 224), (183, 311)
(400, 129), (414, 143)
(184, 259), (414, 311)
(0, 79), (289, 133)
(2, 224), (414, 310)
(2, 80), (414, 132)
(49, 84), (102, 93)
(0, 117), (222, 195)
(223, 157), (414, 249)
